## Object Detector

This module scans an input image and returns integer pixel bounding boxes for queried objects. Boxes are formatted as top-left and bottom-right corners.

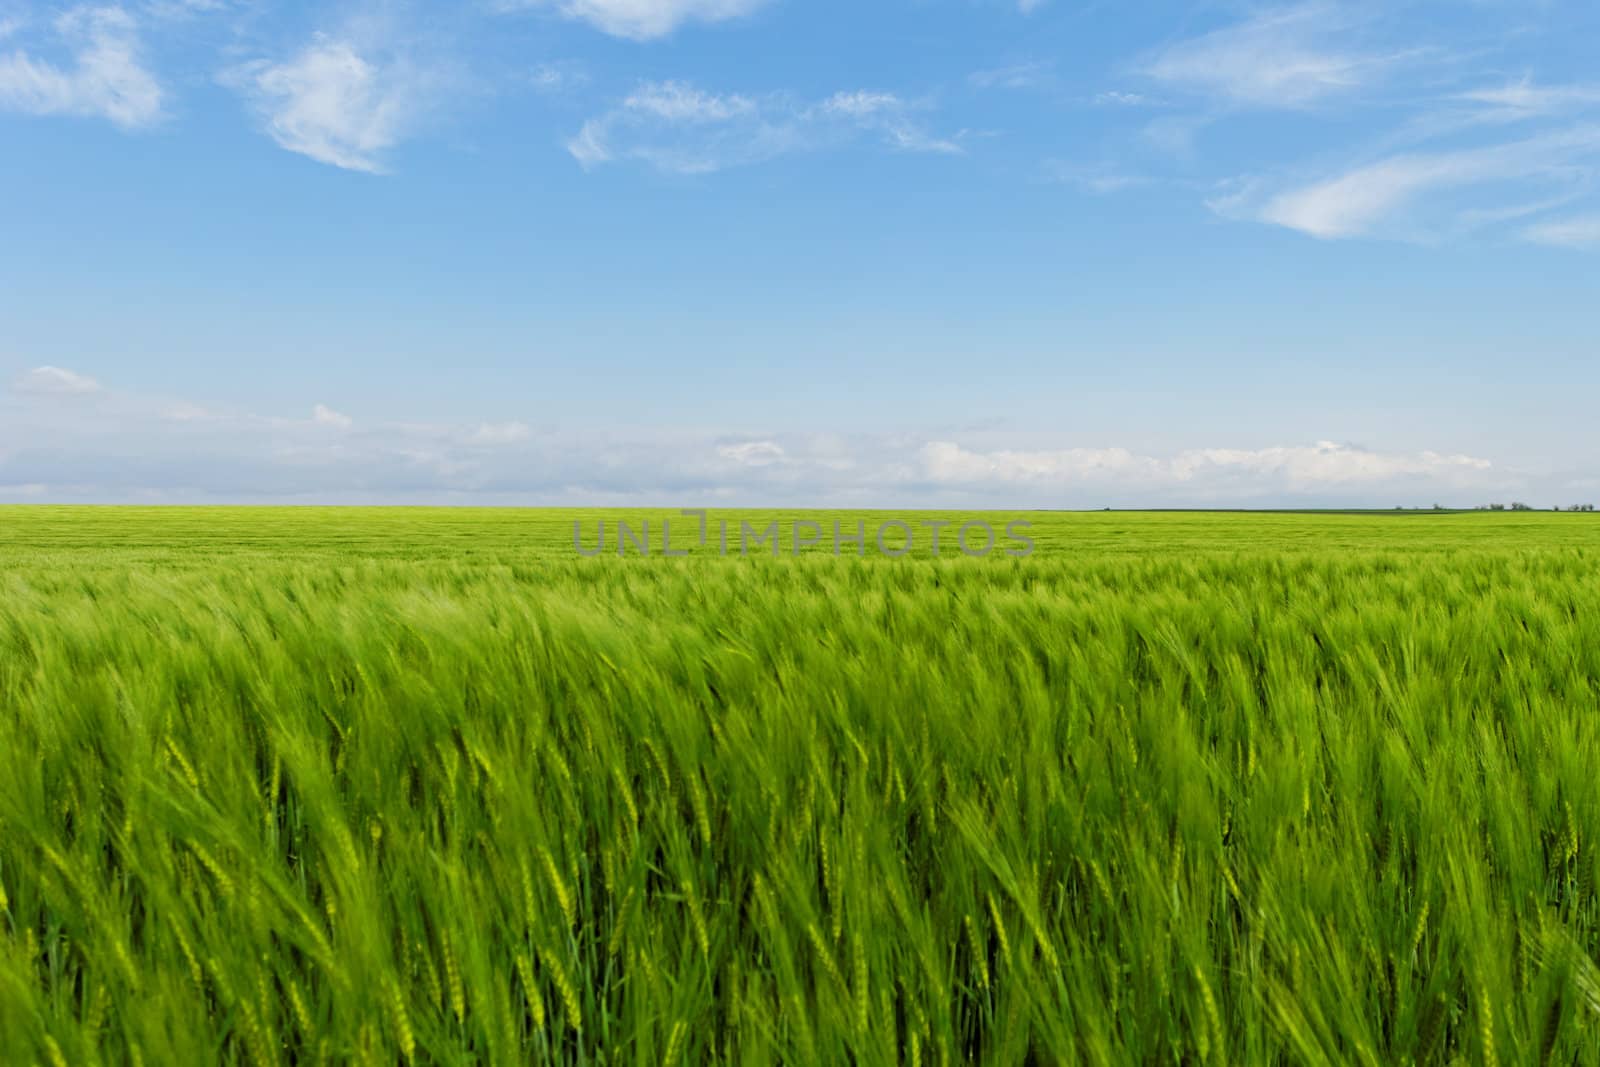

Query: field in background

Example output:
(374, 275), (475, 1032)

(3, 508), (1599, 1065)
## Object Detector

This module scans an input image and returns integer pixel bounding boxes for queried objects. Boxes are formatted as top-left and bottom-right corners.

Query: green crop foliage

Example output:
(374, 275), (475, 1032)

(2, 507), (1599, 1065)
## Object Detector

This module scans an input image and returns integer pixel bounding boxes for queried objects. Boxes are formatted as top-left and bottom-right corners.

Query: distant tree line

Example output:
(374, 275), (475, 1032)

(1475, 503), (1595, 512)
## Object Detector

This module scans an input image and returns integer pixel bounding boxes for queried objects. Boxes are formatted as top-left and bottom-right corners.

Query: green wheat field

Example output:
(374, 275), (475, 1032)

(3, 506), (1599, 1066)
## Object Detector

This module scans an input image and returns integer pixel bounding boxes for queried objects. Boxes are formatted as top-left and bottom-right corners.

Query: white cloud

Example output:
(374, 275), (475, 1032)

(0, 371), (1563, 506)
(312, 403), (352, 428)
(880, 125), (961, 155)
(472, 421), (533, 445)
(1458, 80), (1600, 123)
(142, 0), (232, 18)
(1045, 161), (1153, 195)
(1133, 13), (1600, 245)
(969, 61), (1052, 91)
(717, 440), (786, 466)
(495, 0), (767, 40)
(1524, 214), (1600, 249)
(0, 372), (1561, 505)
(226, 36), (431, 173)
(625, 80), (754, 122)
(819, 90), (900, 119)
(163, 401), (224, 421)
(13, 365), (102, 395)
(1235, 128), (1600, 239)
(566, 121), (612, 167)
(811, 90), (962, 153)
(922, 440), (1496, 492)
(922, 442), (1156, 484)
(0, 6), (163, 128)
(1256, 155), (1465, 239)
(529, 61), (587, 94)
(570, 80), (960, 174)
(1143, 4), (1408, 109)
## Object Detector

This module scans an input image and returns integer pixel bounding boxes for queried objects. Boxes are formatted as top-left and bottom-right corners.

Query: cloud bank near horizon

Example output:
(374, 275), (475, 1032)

(5, 365), (1583, 509)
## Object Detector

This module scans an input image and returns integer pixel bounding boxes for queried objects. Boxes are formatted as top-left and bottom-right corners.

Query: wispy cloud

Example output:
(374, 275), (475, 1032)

(1457, 79), (1600, 123)
(569, 80), (960, 173)
(225, 35), (439, 173)
(472, 421), (533, 445)
(624, 80), (754, 123)
(717, 440), (786, 467)
(494, 0), (768, 41)
(1143, 3), (1415, 109)
(312, 403), (353, 429)
(0, 5), (163, 128)
(1524, 214), (1600, 248)
(13, 365), (103, 395)
(1043, 160), (1154, 195)
(1229, 127), (1600, 239)
(162, 401), (224, 422)
(1119, 5), (1600, 246)
(969, 60), (1053, 92)
(528, 60), (588, 94)
(1093, 90), (1148, 107)
(143, 0), (235, 19)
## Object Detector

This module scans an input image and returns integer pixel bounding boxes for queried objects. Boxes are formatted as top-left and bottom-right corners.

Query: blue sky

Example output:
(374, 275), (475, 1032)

(2, 0), (1598, 507)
